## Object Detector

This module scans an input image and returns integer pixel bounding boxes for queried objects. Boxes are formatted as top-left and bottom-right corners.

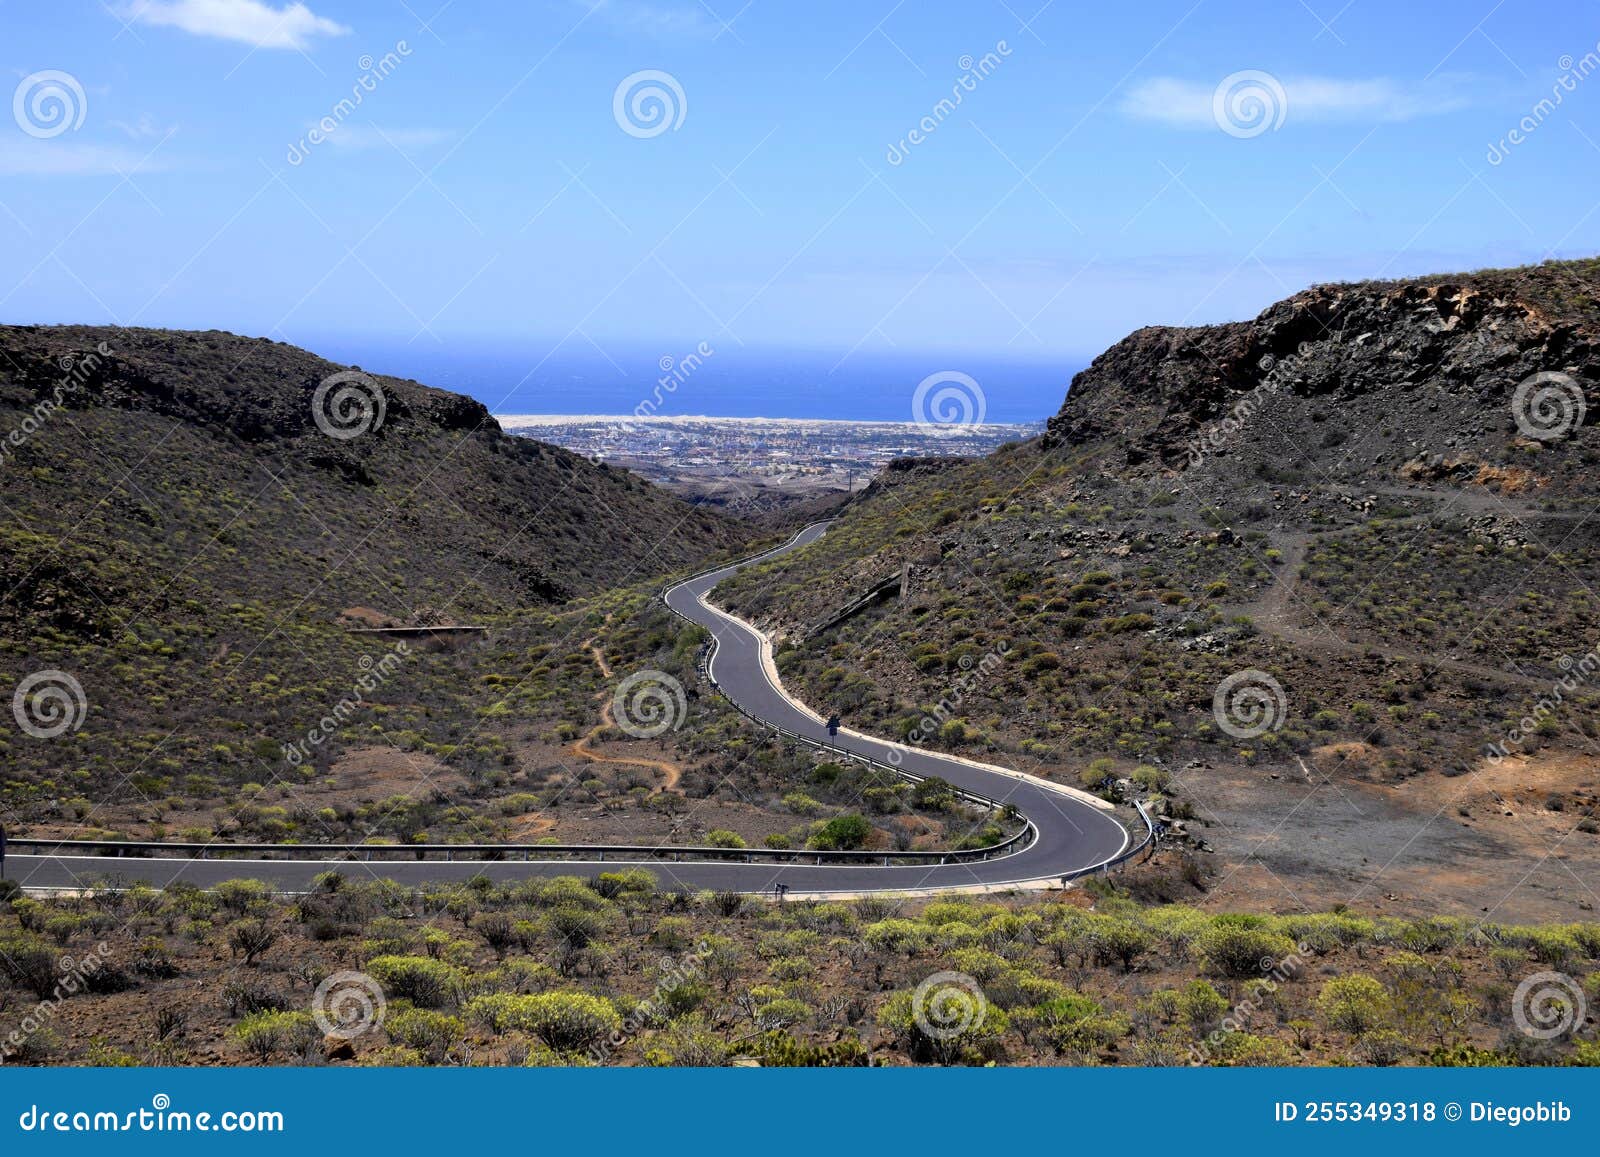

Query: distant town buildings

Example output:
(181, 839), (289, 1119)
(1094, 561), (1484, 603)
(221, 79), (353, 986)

(498, 415), (1045, 490)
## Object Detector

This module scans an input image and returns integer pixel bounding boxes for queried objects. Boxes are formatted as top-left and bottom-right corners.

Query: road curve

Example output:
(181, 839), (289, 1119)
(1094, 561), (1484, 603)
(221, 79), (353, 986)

(9, 524), (1132, 895)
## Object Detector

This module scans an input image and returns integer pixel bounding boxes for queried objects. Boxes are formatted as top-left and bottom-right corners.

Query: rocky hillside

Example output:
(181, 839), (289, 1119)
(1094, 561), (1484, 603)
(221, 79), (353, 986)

(1046, 258), (1600, 494)
(713, 259), (1600, 918)
(0, 325), (742, 830)
(0, 326), (739, 613)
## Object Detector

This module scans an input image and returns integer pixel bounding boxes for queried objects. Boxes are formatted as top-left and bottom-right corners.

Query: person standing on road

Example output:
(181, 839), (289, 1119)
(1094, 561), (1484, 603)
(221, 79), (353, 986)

(826, 713), (840, 739)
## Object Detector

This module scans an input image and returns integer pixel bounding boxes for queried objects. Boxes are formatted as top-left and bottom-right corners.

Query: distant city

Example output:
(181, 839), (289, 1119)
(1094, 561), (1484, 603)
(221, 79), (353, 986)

(498, 414), (1046, 513)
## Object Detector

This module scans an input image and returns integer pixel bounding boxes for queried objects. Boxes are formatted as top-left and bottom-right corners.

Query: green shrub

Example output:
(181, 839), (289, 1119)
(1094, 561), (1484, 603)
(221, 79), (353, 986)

(641, 1014), (729, 1066)
(0, 932), (60, 998)
(1279, 913), (1373, 955)
(366, 955), (467, 1008)
(1525, 928), (1582, 967)
(1197, 924), (1296, 978)
(482, 957), (558, 995)
(214, 879), (271, 917)
(1393, 918), (1462, 953)
(358, 1045), (425, 1067)
(911, 777), (957, 809)
(651, 917), (693, 950)
(1130, 765), (1169, 792)
(385, 1008), (464, 1064)
(226, 918), (278, 965)
(863, 919), (932, 955)
(808, 814), (871, 851)
(753, 998), (811, 1029)
(1036, 994), (1130, 1056)
(731, 1030), (867, 1067)
(1316, 975), (1390, 1037)
(876, 988), (1009, 1065)
(477, 992), (620, 1052)
(1213, 1032), (1297, 1066)
(588, 869), (657, 900)
(1088, 918), (1153, 970)
(1178, 979), (1230, 1034)
(233, 1010), (317, 1062)
(528, 876), (610, 911)
(947, 948), (1010, 984)
(83, 1038), (140, 1067)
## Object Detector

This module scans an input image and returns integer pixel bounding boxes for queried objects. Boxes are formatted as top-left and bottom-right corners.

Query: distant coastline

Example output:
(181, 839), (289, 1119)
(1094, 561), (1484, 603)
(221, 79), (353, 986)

(496, 413), (1047, 432)
(497, 412), (1046, 516)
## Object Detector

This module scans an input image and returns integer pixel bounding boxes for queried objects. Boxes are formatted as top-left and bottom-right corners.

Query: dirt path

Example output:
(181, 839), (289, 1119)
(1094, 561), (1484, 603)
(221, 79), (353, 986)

(568, 635), (682, 791)
(505, 814), (557, 840)
(588, 641), (613, 679)
(1231, 501), (1552, 691)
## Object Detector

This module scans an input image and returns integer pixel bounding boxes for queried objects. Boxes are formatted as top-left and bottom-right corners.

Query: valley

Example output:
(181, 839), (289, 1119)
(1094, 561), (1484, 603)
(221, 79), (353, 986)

(3, 259), (1599, 1069)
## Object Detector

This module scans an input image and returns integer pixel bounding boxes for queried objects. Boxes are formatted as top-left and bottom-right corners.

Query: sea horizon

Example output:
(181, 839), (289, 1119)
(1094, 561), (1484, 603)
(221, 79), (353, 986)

(293, 334), (1088, 425)
(494, 412), (1047, 429)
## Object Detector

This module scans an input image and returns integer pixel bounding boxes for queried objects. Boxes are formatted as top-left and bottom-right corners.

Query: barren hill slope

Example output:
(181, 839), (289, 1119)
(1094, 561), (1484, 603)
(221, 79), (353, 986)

(714, 258), (1600, 918)
(0, 326), (741, 830)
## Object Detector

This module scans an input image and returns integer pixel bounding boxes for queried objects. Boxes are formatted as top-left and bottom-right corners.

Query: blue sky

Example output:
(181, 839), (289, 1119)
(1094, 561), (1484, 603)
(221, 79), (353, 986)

(2, 0), (1598, 397)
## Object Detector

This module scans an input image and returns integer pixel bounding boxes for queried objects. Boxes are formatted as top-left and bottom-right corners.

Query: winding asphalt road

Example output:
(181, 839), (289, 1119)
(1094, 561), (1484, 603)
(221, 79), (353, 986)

(7, 524), (1131, 895)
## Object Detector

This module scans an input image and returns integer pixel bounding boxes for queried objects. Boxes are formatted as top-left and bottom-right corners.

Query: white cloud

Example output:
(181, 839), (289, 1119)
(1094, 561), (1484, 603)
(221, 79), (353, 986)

(125, 0), (349, 49)
(110, 114), (172, 141)
(0, 139), (172, 176)
(577, 0), (718, 38)
(1121, 74), (1474, 129)
(318, 125), (452, 151)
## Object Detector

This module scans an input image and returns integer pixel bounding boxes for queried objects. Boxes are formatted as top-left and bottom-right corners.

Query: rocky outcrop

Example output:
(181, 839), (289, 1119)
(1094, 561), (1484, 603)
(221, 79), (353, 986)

(1044, 268), (1600, 480)
(0, 325), (497, 444)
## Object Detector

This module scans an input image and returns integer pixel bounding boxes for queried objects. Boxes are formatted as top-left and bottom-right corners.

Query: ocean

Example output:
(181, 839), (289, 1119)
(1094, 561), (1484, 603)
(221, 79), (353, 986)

(293, 336), (1085, 425)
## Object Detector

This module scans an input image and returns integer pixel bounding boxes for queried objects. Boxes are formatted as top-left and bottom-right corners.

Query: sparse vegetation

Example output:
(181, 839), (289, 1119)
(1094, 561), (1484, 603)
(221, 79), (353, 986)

(2, 877), (1596, 1067)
